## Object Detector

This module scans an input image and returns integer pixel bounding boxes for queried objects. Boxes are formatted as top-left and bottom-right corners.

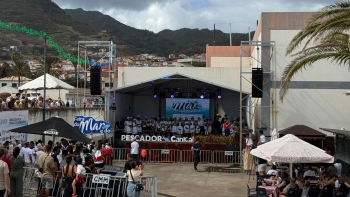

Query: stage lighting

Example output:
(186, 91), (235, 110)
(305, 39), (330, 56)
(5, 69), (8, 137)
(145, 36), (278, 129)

(153, 94), (157, 98)
(217, 89), (222, 99)
(170, 93), (174, 98)
(200, 93), (204, 99)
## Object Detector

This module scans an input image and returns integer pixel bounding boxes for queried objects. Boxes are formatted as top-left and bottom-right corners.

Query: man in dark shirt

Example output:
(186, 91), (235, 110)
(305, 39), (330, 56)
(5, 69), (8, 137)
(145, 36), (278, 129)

(123, 153), (144, 172)
(7, 98), (15, 110)
(191, 139), (201, 171)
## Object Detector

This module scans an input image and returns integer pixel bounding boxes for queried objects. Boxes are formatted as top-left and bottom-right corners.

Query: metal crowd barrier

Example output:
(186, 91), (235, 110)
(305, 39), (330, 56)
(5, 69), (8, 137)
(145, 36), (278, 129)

(22, 167), (158, 197)
(112, 148), (242, 165)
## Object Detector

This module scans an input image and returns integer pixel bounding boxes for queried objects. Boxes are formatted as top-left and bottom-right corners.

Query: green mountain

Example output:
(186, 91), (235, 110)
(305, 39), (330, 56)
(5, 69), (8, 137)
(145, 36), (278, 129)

(65, 8), (253, 56)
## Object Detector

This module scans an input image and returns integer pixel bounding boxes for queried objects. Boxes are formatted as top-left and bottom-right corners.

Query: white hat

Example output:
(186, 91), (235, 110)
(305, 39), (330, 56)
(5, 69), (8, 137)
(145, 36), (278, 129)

(137, 115), (140, 117)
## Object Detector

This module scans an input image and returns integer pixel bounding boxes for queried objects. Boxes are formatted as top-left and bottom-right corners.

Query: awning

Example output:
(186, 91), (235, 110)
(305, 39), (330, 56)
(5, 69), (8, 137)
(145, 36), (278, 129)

(320, 128), (350, 138)
(279, 125), (326, 139)
(107, 73), (249, 94)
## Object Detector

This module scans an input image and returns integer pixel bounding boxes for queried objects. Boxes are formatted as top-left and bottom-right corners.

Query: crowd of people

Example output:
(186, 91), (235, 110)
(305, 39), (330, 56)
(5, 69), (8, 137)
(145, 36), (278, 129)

(0, 93), (74, 110)
(123, 115), (247, 137)
(0, 138), (114, 197)
(248, 131), (349, 197)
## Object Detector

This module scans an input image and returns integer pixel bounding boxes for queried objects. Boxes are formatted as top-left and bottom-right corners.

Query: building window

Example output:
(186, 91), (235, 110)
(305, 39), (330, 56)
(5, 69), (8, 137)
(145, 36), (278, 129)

(12, 83), (17, 87)
(1, 83), (6, 87)
(105, 83), (113, 87)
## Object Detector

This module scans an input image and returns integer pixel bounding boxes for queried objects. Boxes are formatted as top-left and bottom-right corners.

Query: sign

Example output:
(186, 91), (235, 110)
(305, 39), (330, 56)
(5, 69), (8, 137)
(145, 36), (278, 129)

(74, 116), (111, 134)
(166, 98), (210, 119)
(161, 149), (170, 154)
(0, 111), (28, 143)
(225, 151), (233, 156)
(92, 174), (110, 184)
(121, 135), (193, 143)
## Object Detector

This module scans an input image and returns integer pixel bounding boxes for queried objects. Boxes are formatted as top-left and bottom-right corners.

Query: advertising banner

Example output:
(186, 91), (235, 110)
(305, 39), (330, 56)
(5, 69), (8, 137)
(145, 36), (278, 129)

(74, 116), (111, 134)
(0, 111), (28, 143)
(165, 98), (210, 119)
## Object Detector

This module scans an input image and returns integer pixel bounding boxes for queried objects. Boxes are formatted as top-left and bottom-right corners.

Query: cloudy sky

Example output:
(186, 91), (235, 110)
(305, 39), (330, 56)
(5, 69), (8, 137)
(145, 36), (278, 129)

(52, 0), (332, 33)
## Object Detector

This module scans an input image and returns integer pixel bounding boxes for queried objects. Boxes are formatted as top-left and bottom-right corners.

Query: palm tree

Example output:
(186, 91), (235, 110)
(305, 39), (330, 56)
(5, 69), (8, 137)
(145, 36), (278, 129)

(280, 1), (350, 101)
(11, 52), (28, 87)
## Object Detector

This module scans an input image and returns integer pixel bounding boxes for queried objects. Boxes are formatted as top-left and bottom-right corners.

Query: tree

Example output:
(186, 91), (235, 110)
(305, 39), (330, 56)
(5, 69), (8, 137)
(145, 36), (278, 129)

(192, 61), (206, 67)
(280, 1), (350, 101)
(0, 62), (11, 78)
(11, 52), (28, 86)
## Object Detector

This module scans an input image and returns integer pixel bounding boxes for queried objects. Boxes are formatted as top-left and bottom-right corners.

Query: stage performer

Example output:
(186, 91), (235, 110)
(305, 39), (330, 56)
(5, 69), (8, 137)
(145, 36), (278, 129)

(132, 119), (138, 135)
(190, 117), (196, 137)
(160, 117), (166, 135)
(243, 133), (254, 172)
(155, 117), (161, 136)
(206, 118), (212, 135)
(166, 117), (172, 135)
(183, 117), (190, 137)
(124, 117), (132, 134)
(150, 116), (155, 136)
(195, 118), (200, 135)
(171, 118), (178, 134)
(176, 118), (184, 136)
(198, 116), (205, 135)
(136, 115), (142, 134)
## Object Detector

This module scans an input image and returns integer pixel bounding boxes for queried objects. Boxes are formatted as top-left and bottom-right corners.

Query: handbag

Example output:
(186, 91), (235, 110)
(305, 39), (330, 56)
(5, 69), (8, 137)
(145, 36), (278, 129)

(129, 170), (144, 191)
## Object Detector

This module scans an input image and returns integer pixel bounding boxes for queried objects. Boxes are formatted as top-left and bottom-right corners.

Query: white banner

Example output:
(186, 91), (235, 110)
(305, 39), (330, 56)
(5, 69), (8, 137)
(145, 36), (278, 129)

(121, 135), (193, 143)
(0, 111), (28, 143)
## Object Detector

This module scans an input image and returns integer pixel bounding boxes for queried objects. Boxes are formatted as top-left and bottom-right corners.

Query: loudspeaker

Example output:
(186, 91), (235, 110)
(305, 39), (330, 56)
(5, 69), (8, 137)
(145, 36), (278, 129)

(90, 66), (101, 95)
(252, 68), (263, 98)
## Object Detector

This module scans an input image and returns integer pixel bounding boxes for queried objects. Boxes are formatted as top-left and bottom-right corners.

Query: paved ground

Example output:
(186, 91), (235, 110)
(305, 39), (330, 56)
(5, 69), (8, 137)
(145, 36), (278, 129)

(114, 162), (257, 197)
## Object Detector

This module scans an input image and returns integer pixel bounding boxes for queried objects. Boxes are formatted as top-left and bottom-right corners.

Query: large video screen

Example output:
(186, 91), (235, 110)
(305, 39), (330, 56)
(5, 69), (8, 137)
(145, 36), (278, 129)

(165, 98), (210, 119)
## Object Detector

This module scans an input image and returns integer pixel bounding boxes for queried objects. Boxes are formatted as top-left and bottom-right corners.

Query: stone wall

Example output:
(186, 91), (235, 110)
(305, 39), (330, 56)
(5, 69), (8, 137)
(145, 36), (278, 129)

(27, 108), (103, 142)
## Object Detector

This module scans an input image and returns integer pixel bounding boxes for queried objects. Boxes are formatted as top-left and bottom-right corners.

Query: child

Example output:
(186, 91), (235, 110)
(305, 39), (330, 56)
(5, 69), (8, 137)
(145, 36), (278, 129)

(72, 158), (86, 197)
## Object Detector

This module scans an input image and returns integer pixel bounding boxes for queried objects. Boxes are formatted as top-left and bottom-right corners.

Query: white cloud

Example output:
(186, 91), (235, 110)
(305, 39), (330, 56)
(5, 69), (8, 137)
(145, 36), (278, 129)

(53, 0), (330, 33)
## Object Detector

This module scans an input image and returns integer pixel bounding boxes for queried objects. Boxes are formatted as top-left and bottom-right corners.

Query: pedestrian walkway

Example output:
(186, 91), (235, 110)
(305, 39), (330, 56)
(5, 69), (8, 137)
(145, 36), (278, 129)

(115, 162), (257, 197)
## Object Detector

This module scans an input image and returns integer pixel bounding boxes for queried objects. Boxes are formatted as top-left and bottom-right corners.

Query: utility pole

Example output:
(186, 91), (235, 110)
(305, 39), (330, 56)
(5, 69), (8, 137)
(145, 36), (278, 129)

(229, 23), (232, 46)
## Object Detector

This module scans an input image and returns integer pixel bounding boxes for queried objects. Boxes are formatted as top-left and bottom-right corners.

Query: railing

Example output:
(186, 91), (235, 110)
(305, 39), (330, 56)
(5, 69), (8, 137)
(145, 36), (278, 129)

(112, 148), (242, 165)
(22, 167), (158, 197)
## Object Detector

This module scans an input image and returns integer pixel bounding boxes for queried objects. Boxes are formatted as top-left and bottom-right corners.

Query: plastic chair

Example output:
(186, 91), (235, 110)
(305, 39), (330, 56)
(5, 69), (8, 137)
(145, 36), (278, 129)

(246, 184), (257, 197)
(256, 187), (267, 197)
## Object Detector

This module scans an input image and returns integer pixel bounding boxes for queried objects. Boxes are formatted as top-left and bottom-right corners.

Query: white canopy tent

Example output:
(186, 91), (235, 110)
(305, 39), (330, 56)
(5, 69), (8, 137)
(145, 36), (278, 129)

(251, 134), (334, 176)
(19, 74), (74, 90)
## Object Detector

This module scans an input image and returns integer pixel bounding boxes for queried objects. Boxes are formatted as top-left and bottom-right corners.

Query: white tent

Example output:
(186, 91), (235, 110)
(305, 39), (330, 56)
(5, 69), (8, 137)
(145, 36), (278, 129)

(19, 74), (74, 90)
(251, 134), (334, 175)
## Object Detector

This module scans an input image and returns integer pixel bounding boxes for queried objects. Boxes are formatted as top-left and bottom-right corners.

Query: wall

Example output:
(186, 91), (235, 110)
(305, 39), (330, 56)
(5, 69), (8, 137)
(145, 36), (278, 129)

(270, 30), (350, 133)
(27, 108), (103, 141)
(205, 46), (251, 67)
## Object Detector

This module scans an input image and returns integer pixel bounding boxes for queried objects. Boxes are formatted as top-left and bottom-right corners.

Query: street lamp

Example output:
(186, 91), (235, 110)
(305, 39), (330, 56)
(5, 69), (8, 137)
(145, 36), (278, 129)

(42, 31), (62, 142)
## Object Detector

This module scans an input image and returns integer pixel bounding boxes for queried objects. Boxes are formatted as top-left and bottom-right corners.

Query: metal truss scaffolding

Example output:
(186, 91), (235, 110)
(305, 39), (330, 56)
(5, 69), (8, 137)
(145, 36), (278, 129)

(77, 41), (116, 123)
(239, 40), (276, 161)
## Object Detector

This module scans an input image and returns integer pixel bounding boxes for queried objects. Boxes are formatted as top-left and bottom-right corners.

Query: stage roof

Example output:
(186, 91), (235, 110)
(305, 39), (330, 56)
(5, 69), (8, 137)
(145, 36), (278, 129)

(107, 73), (249, 95)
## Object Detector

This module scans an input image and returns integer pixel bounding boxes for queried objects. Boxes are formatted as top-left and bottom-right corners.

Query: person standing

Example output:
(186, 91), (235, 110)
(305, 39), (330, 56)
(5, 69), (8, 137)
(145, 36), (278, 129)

(191, 139), (200, 171)
(10, 147), (25, 197)
(0, 148), (10, 196)
(38, 145), (55, 197)
(334, 159), (342, 177)
(127, 161), (143, 197)
(258, 130), (266, 145)
(223, 119), (230, 136)
(131, 138), (139, 161)
(243, 134), (254, 171)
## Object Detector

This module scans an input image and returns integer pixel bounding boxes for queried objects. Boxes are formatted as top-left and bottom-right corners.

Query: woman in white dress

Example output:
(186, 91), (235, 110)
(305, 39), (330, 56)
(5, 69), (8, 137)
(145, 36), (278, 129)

(206, 118), (212, 135)
(243, 133), (254, 171)
(132, 119), (138, 135)
(183, 117), (190, 137)
(190, 117), (196, 137)
(125, 117), (132, 134)
(172, 118), (178, 133)
(176, 118), (184, 136)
